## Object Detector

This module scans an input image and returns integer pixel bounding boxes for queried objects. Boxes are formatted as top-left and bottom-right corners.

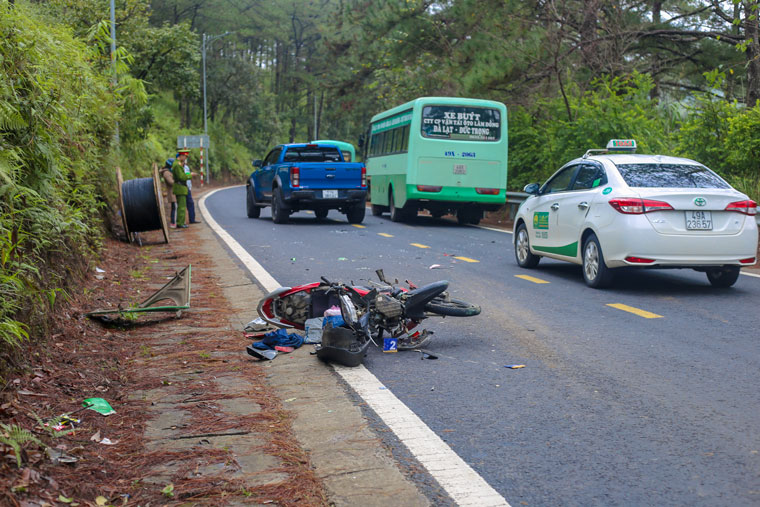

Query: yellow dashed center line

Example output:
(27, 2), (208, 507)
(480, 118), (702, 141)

(454, 256), (479, 263)
(607, 303), (663, 319)
(515, 274), (550, 284)
(378, 233), (394, 237)
(351, 224), (366, 229)
(411, 243), (430, 249)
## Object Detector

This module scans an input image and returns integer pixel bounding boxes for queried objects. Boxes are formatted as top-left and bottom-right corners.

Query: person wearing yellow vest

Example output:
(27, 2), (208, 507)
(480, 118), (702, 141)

(172, 149), (192, 228)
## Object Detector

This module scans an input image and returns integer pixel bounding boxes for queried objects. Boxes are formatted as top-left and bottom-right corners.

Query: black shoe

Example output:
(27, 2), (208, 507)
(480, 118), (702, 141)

(177, 224), (188, 229)
(190, 220), (201, 224)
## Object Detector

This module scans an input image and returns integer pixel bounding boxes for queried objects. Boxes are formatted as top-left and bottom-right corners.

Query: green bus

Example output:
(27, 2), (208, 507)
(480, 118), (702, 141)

(366, 97), (507, 224)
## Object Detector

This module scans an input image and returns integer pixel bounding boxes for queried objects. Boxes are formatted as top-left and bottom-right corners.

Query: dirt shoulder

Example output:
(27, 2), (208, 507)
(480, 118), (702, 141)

(0, 187), (430, 506)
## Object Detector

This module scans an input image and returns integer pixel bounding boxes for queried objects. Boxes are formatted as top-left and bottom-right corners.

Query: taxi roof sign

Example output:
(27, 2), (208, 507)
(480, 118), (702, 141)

(606, 139), (636, 151)
(583, 139), (637, 158)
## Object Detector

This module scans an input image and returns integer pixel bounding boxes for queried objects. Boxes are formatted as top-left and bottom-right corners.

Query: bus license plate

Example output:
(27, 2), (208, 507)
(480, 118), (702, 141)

(322, 190), (338, 199)
(453, 164), (467, 175)
(685, 210), (712, 230)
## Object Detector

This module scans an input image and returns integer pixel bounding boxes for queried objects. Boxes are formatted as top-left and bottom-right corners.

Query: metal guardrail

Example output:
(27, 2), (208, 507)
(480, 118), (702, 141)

(504, 192), (760, 226)
(504, 191), (529, 219)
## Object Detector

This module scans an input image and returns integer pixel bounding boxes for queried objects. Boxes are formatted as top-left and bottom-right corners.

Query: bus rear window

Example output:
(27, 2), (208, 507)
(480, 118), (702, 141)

(421, 106), (501, 141)
(615, 163), (730, 188)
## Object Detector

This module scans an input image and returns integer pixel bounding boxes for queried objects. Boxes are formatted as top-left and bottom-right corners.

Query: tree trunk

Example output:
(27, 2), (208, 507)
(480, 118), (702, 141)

(178, 97), (185, 128)
(744, 1), (760, 106)
(318, 90), (324, 140)
(650, 0), (663, 98)
(580, 0), (601, 71)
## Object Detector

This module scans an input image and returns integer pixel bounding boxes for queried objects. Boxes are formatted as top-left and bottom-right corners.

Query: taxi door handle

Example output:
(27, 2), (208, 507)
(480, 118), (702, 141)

(578, 202), (589, 210)
(550, 203), (559, 210)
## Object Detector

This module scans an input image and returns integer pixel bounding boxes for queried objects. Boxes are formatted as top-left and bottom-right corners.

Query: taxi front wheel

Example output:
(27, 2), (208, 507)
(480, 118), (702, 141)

(514, 223), (540, 268)
(582, 233), (614, 288)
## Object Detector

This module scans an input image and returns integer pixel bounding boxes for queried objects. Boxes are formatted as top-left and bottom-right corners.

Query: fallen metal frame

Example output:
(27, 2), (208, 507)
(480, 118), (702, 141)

(86, 265), (191, 317)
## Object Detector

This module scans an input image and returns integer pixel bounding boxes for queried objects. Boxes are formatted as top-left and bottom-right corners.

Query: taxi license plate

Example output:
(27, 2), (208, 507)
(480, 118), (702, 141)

(685, 210), (712, 230)
(322, 190), (338, 199)
(453, 164), (467, 175)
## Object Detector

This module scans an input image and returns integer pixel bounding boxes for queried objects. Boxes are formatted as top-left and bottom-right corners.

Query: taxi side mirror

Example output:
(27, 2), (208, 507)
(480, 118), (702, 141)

(524, 183), (540, 195)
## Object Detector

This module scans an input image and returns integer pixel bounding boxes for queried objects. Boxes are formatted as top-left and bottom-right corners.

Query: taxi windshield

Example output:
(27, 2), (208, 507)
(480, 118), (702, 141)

(615, 163), (730, 189)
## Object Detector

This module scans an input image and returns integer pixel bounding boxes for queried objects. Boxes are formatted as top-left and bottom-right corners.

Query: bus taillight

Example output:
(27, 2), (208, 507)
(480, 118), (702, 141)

(476, 188), (499, 195)
(361, 166), (367, 187)
(417, 185), (442, 192)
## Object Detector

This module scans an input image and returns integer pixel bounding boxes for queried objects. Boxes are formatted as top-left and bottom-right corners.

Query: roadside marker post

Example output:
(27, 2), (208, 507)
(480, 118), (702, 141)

(177, 135), (210, 186)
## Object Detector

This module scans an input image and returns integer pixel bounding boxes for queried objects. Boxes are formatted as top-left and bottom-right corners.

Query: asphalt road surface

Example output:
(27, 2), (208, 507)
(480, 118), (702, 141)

(206, 186), (760, 506)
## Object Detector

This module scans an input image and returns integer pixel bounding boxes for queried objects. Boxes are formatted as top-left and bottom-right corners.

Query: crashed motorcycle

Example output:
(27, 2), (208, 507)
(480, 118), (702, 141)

(256, 269), (481, 364)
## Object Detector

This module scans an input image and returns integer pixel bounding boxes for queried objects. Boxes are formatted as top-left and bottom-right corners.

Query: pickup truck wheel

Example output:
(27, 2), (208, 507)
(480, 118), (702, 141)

(314, 209), (328, 220)
(346, 202), (366, 224)
(246, 189), (261, 218)
(271, 187), (289, 224)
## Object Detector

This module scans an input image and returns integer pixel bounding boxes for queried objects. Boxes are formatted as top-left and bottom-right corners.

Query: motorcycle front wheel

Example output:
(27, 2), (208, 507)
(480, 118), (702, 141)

(424, 297), (481, 317)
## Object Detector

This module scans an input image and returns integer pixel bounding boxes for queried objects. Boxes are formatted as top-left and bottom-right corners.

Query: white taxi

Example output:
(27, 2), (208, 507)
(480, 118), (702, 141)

(513, 140), (758, 288)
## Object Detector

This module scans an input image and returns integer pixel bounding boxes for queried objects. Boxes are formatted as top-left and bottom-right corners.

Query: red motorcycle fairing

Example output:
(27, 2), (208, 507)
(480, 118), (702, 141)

(257, 282), (372, 330)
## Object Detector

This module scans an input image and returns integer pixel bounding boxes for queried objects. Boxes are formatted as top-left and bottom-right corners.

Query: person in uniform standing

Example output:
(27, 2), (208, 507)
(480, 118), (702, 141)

(160, 158), (177, 227)
(183, 159), (201, 224)
(172, 149), (192, 228)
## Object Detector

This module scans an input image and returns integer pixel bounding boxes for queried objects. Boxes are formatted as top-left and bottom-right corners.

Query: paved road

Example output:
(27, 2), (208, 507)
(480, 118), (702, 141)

(206, 186), (760, 506)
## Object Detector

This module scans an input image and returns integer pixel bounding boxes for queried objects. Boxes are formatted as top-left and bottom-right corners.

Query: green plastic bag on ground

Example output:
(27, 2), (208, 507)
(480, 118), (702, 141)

(83, 398), (116, 416)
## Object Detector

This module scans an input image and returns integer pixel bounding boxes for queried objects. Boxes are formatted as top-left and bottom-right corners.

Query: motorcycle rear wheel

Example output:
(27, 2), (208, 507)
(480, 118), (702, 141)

(424, 297), (481, 317)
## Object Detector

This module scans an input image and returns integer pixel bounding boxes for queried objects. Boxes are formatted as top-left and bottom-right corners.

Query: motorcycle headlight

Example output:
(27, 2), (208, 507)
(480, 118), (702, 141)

(339, 294), (358, 326)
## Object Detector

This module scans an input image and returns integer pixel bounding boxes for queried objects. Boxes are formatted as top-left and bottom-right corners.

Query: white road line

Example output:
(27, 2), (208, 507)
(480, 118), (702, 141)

(742, 270), (760, 279)
(199, 187), (509, 507)
(336, 366), (508, 507)
(476, 224), (513, 234)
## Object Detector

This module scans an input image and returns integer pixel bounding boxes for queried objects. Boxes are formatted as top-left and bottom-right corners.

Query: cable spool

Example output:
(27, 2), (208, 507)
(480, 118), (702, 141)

(116, 164), (170, 244)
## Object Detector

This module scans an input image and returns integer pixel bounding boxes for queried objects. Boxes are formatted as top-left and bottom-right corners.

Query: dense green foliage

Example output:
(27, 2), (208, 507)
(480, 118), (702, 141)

(0, 0), (118, 350)
(509, 73), (678, 189)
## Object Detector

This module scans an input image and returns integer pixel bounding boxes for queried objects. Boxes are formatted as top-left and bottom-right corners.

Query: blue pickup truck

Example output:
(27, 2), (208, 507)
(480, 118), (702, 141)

(246, 143), (367, 224)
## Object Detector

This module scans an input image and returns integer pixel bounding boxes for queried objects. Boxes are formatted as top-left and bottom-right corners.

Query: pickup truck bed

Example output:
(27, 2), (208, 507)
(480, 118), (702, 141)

(246, 143), (367, 224)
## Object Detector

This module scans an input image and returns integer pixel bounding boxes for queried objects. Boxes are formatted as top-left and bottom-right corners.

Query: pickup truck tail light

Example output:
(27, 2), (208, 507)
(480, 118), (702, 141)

(725, 200), (757, 215)
(609, 198), (673, 214)
(290, 166), (300, 187)
(361, 166), (367, 188)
